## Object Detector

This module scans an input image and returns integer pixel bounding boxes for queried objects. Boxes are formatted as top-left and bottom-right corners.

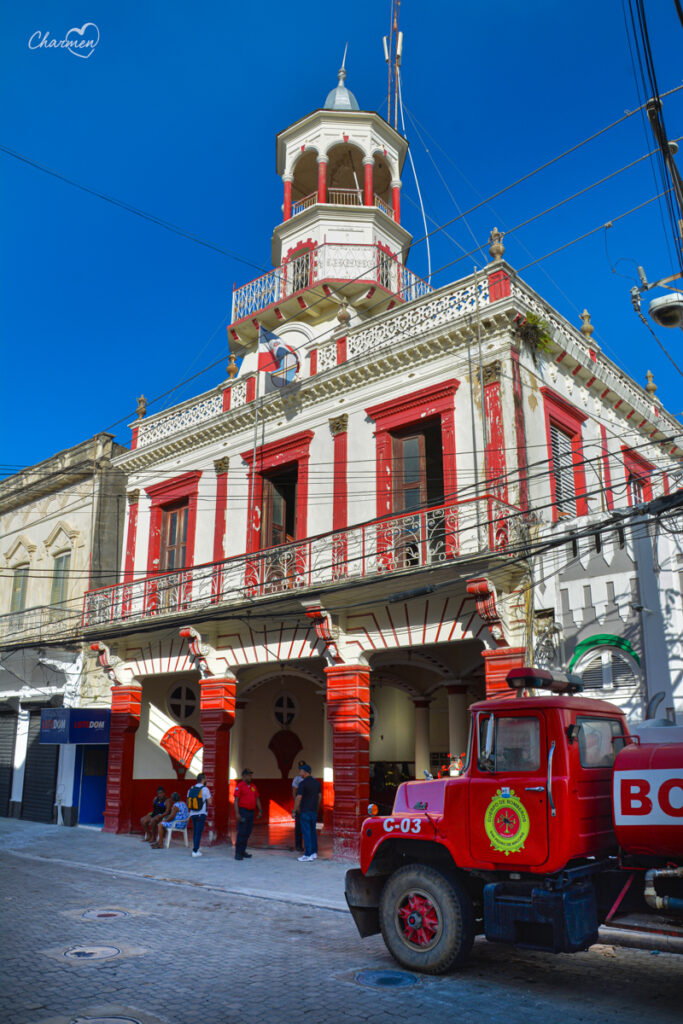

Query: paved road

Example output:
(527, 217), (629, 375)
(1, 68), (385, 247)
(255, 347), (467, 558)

(0, 825), (681, 1024)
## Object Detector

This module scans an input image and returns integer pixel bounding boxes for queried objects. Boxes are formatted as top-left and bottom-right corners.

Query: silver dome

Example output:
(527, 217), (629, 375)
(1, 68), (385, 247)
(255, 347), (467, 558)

(324, 67), (359, 111)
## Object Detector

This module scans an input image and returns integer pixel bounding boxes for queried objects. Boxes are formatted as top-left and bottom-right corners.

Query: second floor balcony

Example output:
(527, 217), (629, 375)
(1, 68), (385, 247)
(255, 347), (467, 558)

(0, 603), (82, 646)
(82, 494), (518, 630)
(231, 241), (432, 325)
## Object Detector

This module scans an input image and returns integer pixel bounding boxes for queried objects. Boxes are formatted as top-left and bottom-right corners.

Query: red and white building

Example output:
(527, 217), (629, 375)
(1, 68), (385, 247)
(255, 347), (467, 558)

(83, 70), (683, 857)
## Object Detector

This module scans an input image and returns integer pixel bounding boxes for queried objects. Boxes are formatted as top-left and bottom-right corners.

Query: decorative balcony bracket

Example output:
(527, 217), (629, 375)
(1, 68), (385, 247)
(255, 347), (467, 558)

(466, 578), (509, 647)
(303, 602), (343, 664)
(179, 626), (217, 678)
(90, 641), (136, 686)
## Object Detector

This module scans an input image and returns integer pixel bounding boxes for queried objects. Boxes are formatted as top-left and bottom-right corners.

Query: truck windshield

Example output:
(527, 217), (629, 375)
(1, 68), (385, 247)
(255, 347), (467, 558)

(478, 715), (541, 772)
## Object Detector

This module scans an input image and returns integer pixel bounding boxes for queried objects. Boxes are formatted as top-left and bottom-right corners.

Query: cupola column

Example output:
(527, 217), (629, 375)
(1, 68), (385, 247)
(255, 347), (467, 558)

(363, 157), (374, 207)
(317, 156), (328, 204)
(391, 179), (402, 224)
(283, 175), (293, 221)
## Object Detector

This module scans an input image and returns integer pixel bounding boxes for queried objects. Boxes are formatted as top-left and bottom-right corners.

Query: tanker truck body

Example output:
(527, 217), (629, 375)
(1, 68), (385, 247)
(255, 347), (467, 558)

(345, 669), (683, 973)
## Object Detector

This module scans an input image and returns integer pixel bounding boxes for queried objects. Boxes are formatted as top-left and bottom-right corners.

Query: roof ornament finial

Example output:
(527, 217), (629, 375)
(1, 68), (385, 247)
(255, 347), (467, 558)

(488, 227), (504, 262)
(580, 309), (594, 340)
(341, 41), (348, 72)
(645, 369), (657, 394)
(324, 47), (359, 111)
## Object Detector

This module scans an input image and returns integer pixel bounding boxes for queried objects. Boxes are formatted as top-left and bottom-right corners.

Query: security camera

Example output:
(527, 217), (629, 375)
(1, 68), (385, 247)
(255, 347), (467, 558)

(648, 292), (683, 329)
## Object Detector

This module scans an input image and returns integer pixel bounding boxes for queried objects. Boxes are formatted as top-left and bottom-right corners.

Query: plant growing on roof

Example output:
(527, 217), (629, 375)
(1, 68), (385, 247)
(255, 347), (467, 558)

(514, 311), (553, 364)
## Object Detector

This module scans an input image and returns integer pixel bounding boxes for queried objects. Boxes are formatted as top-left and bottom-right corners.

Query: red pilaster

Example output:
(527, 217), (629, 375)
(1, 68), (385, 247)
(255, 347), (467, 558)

(317, 159), (328, 204)
(199, 677), (236, 844)
(488, 268), (511, 300)
(326, 664), (370, 860)
(213, 464), (229, 564)
(484, 378), (508, 501)
(123, 494), (139, 583)
(103, 684), (142, 833)
(510, 349), (529, 511)
(363, 160), (374, 206)
(336, 335), (347, 365)
(392, 184), (401, 223)
(482, 647), (526, 700)
(600, 425), (614, 510)
(130, 425), (139, 450)
(283, 178), (292, 221)
(332, 428), (348, 533)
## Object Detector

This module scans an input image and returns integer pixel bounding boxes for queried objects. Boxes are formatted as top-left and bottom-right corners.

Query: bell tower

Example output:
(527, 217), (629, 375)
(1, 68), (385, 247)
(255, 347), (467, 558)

(230, 68), (429, 345)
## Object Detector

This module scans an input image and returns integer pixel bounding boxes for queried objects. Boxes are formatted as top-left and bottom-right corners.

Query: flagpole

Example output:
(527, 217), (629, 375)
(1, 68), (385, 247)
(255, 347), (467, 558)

(251, 345), (261, 548)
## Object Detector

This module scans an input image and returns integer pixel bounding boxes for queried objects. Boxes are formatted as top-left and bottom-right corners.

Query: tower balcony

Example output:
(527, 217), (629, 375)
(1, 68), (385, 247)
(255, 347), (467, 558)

(230, 240), (431, 337)
(82, 494), (518, 630)
(291, 188), (395, 220)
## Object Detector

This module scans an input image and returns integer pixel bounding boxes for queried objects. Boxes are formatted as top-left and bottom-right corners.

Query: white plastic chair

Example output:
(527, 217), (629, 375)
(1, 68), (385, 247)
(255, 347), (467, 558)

(164, 821), (189, 848)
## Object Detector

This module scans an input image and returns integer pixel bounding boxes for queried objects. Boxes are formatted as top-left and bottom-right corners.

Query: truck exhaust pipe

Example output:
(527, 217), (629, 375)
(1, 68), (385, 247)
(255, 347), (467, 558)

(598, 926), (683, 954)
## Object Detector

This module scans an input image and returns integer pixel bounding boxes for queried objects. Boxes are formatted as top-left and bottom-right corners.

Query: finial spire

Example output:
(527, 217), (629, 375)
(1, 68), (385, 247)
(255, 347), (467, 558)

(341, 42), (348, 71)
(488, 227), (504, 262)
(136, 394), (147, 419)
(645, 369), (657, 394)
(580, 309), (594, 340)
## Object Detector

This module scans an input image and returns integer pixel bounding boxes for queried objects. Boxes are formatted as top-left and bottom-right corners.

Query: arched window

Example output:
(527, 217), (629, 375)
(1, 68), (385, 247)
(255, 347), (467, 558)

(573, 646), (641, 693)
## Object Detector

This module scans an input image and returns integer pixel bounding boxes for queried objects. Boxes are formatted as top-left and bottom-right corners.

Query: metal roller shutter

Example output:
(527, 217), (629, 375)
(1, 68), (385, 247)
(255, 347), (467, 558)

(0, 713), (17, 817)
(21, 710), (58, 823)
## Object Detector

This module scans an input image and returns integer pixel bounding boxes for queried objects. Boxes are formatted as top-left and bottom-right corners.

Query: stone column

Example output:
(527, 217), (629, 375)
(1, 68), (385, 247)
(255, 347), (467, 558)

(103, 683), (142, 834)
(9, 705), (30, 817)
(283, 176), (293, 221)
(199, 676), (236, 844)
(363, 157), (374, 206)
(230, 700), (246, 779)
(482, 647), (527, 699)
(446, 684), (469, 760)
(325, 664), (370, 859)
(391, 180), (401, 223)
(317, 158), (328, 204)
(413, 699), (431, 778)
(321, 698), (334, 828)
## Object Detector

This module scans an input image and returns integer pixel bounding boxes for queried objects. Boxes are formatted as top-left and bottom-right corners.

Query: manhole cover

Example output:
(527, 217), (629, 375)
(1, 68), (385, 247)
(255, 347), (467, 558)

(63, 946), (121, 961)
(82, 909), (130, 920)
(354, 969), (418, 988)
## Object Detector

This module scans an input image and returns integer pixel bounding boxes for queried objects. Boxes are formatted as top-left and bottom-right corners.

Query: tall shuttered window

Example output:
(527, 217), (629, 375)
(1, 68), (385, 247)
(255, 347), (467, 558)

(550, 423), (576, 517)
(10, 566), (28, 613)
(50, 552), (71, 607)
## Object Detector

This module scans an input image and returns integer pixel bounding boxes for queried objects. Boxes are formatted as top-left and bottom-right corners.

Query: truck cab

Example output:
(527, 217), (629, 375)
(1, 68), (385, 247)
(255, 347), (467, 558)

(346, 669), (634, 973)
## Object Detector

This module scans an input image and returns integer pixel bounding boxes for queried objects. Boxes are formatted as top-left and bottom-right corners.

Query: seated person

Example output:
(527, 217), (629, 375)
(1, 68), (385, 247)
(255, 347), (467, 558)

(141, 787), (170, 842)
(150, 793), (190, 848)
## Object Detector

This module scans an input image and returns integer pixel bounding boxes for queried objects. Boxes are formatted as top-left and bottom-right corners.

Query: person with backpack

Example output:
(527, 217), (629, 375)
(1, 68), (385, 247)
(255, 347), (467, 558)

(186, 772), (211, 857)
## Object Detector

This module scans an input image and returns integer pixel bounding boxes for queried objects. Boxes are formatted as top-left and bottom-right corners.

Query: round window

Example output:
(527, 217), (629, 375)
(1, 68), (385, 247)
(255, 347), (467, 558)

(167, 683), (198, 722)
(274, 692), (297, 726)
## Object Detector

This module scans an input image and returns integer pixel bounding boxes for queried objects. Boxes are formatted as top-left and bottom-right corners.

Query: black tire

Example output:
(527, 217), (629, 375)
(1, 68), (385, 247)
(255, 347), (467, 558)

(379, 864), (474, 974)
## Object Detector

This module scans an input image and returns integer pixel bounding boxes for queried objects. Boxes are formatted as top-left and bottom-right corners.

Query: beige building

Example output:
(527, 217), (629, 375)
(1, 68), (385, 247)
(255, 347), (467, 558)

(0, 434), (126, 825)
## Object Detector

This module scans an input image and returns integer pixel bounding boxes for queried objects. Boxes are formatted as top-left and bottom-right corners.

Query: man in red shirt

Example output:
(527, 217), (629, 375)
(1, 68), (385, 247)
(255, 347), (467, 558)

(233, 768), (262, 860)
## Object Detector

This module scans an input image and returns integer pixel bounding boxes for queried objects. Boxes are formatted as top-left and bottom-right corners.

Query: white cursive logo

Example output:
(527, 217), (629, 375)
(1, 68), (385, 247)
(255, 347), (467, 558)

(28, 23), (100, 59)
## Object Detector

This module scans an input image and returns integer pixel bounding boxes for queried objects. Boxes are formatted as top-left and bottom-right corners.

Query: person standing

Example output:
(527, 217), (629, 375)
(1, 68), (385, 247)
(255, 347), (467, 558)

(291, 760), (306, 852)
(233, 768), (262, 861)
(292, 763), (321, 862)
(187, 772), (211, 858)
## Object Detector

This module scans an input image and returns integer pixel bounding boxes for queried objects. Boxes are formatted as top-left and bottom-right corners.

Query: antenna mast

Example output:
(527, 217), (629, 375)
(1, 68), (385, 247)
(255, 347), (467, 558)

(383, 0), (402, 128)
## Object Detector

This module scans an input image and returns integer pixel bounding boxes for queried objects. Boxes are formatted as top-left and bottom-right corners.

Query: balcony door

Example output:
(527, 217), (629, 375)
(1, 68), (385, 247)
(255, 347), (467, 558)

(261, 467), (298, 590)
(391, 421), (444, 566)
(158, 502), (189, 610)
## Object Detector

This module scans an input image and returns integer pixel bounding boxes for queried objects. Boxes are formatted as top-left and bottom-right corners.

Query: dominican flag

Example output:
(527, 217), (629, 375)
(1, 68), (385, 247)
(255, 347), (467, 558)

(258, 326), (299, 386)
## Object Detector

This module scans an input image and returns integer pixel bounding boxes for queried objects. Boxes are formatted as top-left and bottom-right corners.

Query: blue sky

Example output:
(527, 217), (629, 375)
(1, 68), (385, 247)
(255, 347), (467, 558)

(1, 1), (682, 471)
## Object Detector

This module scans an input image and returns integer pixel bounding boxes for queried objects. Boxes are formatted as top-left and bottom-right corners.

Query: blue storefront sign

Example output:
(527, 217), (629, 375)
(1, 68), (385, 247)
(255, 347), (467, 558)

(40, 708), (111, 744)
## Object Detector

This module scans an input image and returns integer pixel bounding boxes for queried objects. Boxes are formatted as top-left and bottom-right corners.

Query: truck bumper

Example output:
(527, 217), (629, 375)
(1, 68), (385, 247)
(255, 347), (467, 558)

(344, 868), (384, 938)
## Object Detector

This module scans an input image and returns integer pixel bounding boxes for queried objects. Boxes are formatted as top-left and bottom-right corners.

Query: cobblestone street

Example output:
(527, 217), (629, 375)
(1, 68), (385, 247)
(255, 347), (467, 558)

(0, 822), (681, 1024)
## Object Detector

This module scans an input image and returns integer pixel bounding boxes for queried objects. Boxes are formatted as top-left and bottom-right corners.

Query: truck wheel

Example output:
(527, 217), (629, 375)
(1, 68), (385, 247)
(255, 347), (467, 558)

(379, 865), (474, 974)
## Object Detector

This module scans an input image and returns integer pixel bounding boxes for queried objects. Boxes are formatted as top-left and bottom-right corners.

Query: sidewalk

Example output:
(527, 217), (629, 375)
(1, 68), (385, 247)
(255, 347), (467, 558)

(0, 817), (353, 912)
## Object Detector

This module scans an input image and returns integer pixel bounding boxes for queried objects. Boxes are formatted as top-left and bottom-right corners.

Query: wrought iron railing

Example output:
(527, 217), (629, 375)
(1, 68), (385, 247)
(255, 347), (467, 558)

(82, 494), (518, 628)
(0, 604), (82, 644)
(232, 241), (431, 322)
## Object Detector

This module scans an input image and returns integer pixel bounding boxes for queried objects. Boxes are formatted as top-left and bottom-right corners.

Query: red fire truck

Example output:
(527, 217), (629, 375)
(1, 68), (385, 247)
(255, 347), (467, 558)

(345, 668), (683, 973)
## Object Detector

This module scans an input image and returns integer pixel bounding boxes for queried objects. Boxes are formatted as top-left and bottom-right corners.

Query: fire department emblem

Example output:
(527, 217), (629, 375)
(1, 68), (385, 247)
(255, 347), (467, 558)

(484, 788), (530, 855)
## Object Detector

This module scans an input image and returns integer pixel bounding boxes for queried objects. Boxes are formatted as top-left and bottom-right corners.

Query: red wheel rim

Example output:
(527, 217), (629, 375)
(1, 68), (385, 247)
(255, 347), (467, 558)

(396, 889), (442, 949)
